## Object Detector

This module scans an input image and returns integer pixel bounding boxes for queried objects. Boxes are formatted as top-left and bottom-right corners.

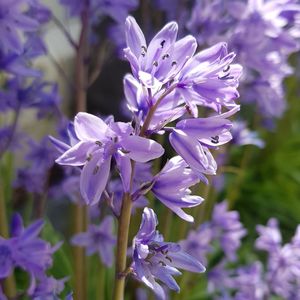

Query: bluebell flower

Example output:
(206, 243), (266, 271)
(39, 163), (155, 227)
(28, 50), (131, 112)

(232, 120), (265, 148)
(169, 107), (239, 177)
(28, 275), (69, 300)
(54, 112), (164, 205)
(151, 156), (203, 222)
(0, 0), (39, 54)
(124, 17), (241, 119)
(0, 214), (57, 280)
(211, 201), (247, 261)
(132, 208), (205, 299)
(71, 216), (116, 267)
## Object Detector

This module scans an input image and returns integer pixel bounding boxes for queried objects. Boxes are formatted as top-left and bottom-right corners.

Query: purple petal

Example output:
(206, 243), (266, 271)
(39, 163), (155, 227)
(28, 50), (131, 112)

(74, 112), (110, 141)
(146, 22), (178, 72)
(121, 136), (164, 162)
(10, 213), (23, 237)
(125, 16), (147, 59)
(22, 220), (44, 240)
(71, 232), (89, 247)
(55, 141), (95, 166)
(49, 136), (70, 154)
(168, 251), (206, 273)
(169, 130), (209, 172)
(115, 151), (132, 193)
(80, 152), (111, 205)
(136, 208), (158, 241)
(152, 267), (180, 292)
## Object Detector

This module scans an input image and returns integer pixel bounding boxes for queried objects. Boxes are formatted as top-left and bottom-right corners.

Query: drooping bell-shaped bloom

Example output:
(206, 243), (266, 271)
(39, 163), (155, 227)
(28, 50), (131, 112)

(132, 208), (205, 299)
(0, 214), (57, 280)
(54, 112), (164, 205)
(151, 156), (203, 222)
(169, 107), (239, 177)
(71, 216), (116, 267)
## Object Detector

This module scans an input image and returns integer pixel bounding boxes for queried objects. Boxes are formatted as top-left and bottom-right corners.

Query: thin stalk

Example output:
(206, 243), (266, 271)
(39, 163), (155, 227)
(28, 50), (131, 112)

(73, 203), (87, 300)
(96, 261), (105, 300)
(162, 208), (173, 240)
(73, 6), (89, 300)
(52, 15), (78, 50)
(195, 180), (212, 226)
(0, 183), (16, 297)
(227, 148), (251, 210)
(113, 192), (133, 300)
(140, 84), (177, 137)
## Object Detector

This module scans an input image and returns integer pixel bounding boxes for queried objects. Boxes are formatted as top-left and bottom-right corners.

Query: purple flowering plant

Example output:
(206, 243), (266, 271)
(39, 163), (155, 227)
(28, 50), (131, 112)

(1, 0), (300, 300)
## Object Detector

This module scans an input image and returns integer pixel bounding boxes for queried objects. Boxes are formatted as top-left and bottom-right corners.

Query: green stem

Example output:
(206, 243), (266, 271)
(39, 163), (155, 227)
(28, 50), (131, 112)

(73, 204), (87, 300)
(0, 183), (16, 297)
(96, 260), (105, 300)
(227, 147), (251, 209)
(73, 6), (89, 300)
(113, 192), (133, 300)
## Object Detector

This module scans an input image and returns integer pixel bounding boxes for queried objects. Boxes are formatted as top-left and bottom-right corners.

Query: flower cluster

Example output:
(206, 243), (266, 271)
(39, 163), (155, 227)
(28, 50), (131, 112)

(181, 201), (247, 264)
(51, 16), (242, 297)
(0, 214), (68, 299)
(182, 201), (300, 299)
(54, 15), (241, 216)
(188, 0), (300, 123)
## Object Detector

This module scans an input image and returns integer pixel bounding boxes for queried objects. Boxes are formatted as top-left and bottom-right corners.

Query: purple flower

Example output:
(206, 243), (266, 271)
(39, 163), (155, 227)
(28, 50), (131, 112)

(151, 156), (203, 222)
(124, 16), (196, 85)
(124, 17), (241, 119)
(229, 262), (268, 300)
(28, 275), (69, 299)
(169, 107), (239, 177)
(71, 216), (116, 267)
(109, 162), (152, 216)
(14, 137), (56, 194)
(132, 208), (205, 299)
(54, 112), (164, 205)
(211, 201), (247, 261)
(0, 214), (56, 280)
(0, 48), (40, 77)
(180, 224), (214, 265)
(0, 0), (39, 54)
(186, 0), (236, 46)
(255, 218), (282, 253)
(255, 219), (300, 298)
(232, 120), (265, 148)
(176, 43), (242, 115)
